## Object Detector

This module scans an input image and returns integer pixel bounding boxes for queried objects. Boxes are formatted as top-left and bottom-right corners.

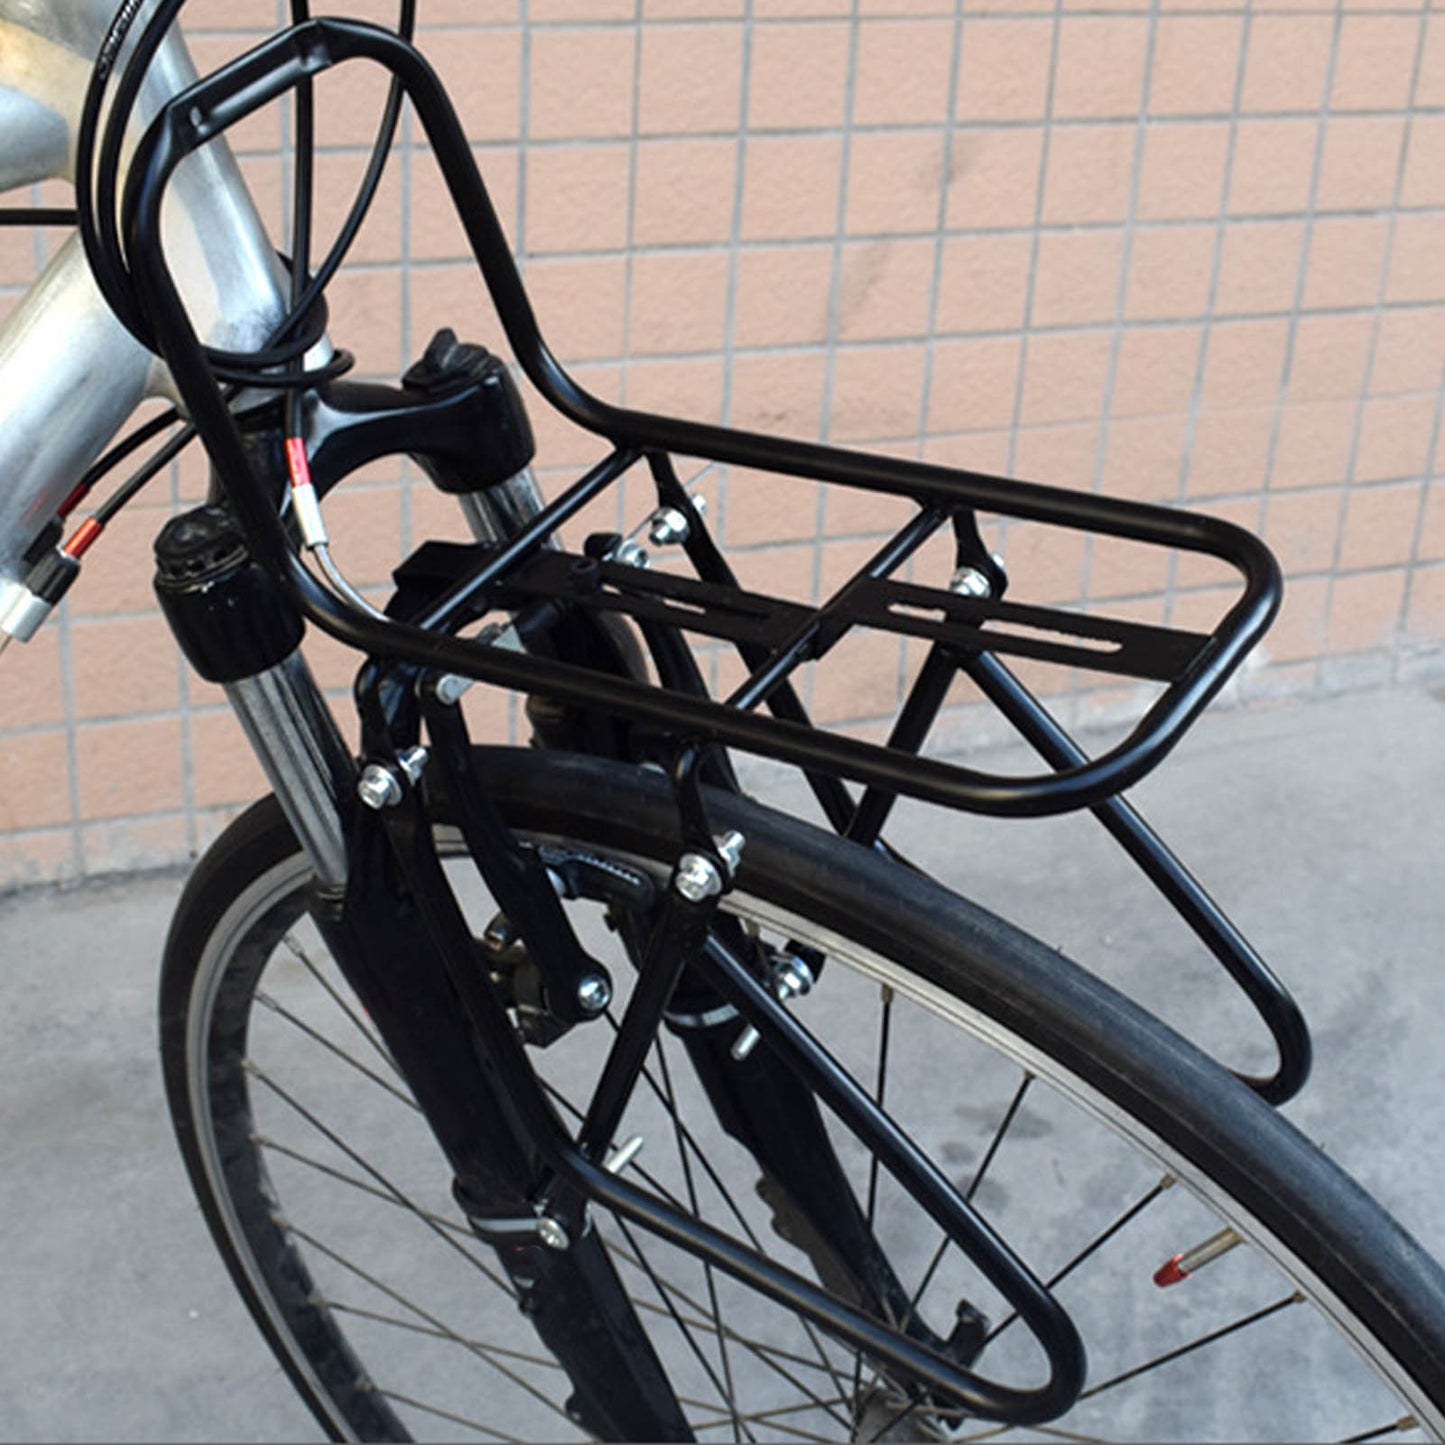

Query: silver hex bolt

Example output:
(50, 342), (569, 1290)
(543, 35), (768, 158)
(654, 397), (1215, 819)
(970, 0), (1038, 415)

(536, 1217), (570, 1251)
(731, 952), (814, 1062)
(674, 852), (723, 902)
(612, 539), (649, 569)
(576, 973), (612, 1015)
(647, 506), (692, 547)
(949, 565), (993, 599)
(357, 764), (403, 811)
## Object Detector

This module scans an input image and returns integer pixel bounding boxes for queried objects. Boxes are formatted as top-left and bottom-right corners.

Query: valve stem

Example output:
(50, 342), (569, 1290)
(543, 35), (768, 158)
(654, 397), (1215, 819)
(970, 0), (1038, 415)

(1154, 1226), (1242, 1287)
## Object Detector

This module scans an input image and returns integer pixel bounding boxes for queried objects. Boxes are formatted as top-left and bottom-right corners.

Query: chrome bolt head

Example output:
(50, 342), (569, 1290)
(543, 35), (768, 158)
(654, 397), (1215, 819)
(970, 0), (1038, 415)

(774, 956), (814, 1001)
(357, 764), (403, 811)
(537, 1217), (570, 1251)
(949, 565), (992, 599)
(647, 506), (691, 547)
(483, 913), (518, 955)
(675, 852), (723, 902)
(613, 539), (649, 569)
(576, 973), (612, 1015)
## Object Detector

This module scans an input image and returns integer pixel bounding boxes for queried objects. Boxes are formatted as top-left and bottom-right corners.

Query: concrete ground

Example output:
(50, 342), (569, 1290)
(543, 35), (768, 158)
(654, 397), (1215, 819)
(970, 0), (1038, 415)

(2, 684), (1444, 1441)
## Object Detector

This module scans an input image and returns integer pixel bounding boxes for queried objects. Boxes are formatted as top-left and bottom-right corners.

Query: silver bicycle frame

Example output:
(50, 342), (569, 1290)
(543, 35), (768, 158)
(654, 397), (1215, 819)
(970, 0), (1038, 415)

(0, 0), (289, 614)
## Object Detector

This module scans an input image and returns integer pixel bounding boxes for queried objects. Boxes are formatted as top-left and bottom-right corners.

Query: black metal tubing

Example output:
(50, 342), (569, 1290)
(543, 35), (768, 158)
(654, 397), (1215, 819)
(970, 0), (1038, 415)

(726, 506), (946, 712)
(379, 752), (1088, 1424)
(963, 649), (1312, 1105)
(122, 16), (1282, 820)
(338, 658), (1088, 1425)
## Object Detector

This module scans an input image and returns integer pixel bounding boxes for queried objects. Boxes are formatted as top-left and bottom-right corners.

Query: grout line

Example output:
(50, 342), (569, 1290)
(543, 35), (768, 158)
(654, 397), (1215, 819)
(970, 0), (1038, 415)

(1254, 0), (1349, 536)
(1162, 0), (1254, 623)
(1080, 0), (1165, 631)
(616, 0), (645, 533)
(1318, 7), (1431, 671)
(710, 0), (759, 699)
(288, 206), (1445, 264)
(809, 0), (866, 667)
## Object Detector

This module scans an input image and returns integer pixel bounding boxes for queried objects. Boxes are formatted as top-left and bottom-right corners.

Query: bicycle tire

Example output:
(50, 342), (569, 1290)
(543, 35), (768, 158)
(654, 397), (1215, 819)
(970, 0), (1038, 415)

(160, 747), (1445, 1442)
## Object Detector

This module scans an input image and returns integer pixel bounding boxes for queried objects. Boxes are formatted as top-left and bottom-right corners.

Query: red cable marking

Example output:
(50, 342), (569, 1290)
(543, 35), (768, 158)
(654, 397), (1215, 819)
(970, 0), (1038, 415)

(57, 480), (91, 519)
(62, 517), (104, 559)
(285, 436), (312, 489)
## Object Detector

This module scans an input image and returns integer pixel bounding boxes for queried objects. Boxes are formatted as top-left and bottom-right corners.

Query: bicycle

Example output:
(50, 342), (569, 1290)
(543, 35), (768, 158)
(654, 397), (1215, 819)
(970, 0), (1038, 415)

(3, 1), (1445, 1440)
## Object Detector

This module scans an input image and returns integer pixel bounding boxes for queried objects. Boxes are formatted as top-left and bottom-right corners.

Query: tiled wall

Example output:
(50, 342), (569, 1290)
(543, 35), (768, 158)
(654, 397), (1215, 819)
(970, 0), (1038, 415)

(3, 0), (1445, 885)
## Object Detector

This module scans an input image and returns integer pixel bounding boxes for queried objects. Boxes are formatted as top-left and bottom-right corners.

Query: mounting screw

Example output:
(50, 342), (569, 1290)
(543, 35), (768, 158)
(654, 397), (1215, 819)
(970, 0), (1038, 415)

(731, 951), (815, 1062)
(397, 745), (429, 783)
(675, 853), (723, 902)
(576, 974), (612, 1015)
(357, 764), (403, 811)
(647, 506), (692, 547)
(483, 913), (518, 955)
(949, 565), (992, 599)
(434, 673), (472, 705)
(537, 1217), (570, 1251)
(714, 830), (745, 878)
(604, 1135), (645, 1176)
(613, 539), (649, 569)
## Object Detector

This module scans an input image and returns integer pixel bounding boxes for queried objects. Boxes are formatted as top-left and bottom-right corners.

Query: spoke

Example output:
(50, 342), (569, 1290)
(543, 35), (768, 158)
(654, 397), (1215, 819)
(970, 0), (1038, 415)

(605, 1232), (856, 1424)
(1079, 1292), (1303, 1401)
(254, 989), (420, 1112)
(706, 1411), (839, 1444)
(323, 1298), (564, 1371)
(612, 1212), (753, 1429)
(865, 984), (894, 1229)
(286, 1220), (576, 1429)
(1342, 1416), (1421, 1443)
(380, 1388), (522, 1443)
(688, 1394), (853, 1431)
(541, 1074), (853, 1419)
(253, 1135), (474, 1241)
(244, 1060), (516, 1299)
(607, 1015), (852, 1405)
(906, 1074), (1035, 1321)
(855, 985), (895, 1408)
(954, 1418), (1109, 1444)
(966, 1073), (1033, 1206)
(283, 934), (400, 1077)
(985, 1176), (1175, 1346)
(539, 1076), (695, 1216)
(652, 1032), (751, 1443)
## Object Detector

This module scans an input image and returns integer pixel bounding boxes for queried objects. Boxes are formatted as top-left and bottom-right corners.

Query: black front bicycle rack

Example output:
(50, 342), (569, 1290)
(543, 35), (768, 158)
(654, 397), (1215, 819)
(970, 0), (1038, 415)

(117, 15), (1314, 1428)
(123, 13), (1308, 1089)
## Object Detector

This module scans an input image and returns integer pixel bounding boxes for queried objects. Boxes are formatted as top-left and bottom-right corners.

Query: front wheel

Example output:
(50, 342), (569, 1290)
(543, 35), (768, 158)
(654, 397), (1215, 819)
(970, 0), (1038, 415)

(161, 748), (1445, 1441)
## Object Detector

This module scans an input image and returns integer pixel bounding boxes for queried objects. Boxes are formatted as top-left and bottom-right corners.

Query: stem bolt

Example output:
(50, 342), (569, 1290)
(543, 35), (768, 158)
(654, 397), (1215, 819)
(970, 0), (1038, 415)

(576, 974), (612, 1015)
